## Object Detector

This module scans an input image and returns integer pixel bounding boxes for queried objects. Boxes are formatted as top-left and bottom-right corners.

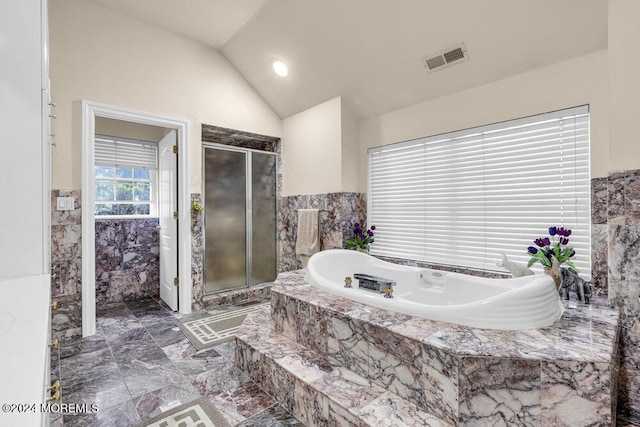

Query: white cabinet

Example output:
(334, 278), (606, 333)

(0, 0), (51, 279)
(0, 1), (52, 426)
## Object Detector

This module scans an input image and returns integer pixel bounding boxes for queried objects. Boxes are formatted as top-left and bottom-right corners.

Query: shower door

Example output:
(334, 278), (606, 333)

(203, 145), (277, 294)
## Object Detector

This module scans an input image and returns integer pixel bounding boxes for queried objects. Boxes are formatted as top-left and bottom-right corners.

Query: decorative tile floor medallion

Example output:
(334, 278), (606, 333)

(135, 396), (231, 427)
(179, 303), (270, 350)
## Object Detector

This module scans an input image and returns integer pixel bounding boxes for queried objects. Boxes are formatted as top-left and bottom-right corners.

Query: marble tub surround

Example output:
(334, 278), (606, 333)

(235, 308), (445, 427)
(95, 218), (160, 304)
(235, 271), (620, 425)
(278, 192), (366, 272)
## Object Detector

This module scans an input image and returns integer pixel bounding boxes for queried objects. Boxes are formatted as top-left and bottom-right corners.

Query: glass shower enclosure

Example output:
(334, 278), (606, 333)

(203, 144), (277, 294)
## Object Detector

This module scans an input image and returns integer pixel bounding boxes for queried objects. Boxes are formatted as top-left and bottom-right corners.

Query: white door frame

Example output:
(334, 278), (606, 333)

(81, 100), (192, 337)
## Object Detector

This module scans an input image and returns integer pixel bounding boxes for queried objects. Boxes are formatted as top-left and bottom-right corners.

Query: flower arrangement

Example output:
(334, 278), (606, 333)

(346, 223), (375, 251)
(527, 226), (579, 273)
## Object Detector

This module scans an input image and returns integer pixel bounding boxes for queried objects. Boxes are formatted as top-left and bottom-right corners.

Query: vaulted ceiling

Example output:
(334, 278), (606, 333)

(85, 0), (608, 120)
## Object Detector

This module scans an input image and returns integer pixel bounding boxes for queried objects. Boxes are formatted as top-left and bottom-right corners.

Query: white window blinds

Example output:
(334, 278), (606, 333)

(368, 105), (591, 277)
(95, 136), (158, 169)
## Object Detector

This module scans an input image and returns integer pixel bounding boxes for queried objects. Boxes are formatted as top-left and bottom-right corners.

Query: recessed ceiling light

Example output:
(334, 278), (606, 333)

(272, 60), (289, 77)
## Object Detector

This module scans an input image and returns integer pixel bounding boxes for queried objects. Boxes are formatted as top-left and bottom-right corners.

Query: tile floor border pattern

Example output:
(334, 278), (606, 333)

(51, 296), (302, 427)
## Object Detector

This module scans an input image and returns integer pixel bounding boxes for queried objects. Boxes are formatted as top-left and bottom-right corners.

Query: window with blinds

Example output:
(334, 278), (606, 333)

(368, 105), (590, 277)
(94, 136), (158, 217)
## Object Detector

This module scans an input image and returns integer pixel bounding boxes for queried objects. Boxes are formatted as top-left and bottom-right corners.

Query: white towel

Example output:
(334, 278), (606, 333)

(295, 209), (320, 257)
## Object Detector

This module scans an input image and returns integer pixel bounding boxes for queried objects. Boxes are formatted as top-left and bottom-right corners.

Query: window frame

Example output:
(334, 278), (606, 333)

(93, 135), (159, 219)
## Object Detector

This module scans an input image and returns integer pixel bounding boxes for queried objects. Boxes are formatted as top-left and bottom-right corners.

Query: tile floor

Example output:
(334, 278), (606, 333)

(51, 297), (303, 426)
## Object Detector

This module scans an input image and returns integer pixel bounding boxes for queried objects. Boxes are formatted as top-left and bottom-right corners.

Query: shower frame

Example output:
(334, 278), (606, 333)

(202, 142), (278, 294)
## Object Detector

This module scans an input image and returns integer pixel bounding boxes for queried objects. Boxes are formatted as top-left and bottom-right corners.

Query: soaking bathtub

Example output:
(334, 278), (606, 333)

(305, 249), (563, 330)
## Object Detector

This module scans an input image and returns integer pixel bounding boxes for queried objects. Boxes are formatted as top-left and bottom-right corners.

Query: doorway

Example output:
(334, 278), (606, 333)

(82, 101), (191, 337)
(203, 144), (277, 293)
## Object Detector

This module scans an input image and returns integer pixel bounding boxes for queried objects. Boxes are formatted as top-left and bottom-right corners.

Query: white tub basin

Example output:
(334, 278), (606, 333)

(305, 249), (563, 330)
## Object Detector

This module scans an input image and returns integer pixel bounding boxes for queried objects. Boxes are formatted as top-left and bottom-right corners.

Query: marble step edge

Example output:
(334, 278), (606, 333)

(234, 310), (452, 427)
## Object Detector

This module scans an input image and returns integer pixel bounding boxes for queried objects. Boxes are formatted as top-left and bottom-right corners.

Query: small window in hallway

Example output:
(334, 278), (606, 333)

(368, 105), (591, 278)
(94, 136), (158, 217)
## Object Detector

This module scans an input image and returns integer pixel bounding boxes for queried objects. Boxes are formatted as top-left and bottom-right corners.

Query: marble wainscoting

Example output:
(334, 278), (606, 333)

(606, 170), (640, 422)
(51, 189), (83, 341)
(95, 218), (160, 304)
(235, 271), (620, 426)
(278, 193), (366, 272)
(191, 193), (205, 311)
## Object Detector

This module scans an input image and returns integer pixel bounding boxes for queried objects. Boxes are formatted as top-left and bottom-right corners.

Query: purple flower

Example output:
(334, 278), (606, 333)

(354, 223), (360, 229)
(542, 237), (551, 246)
(527, 246), (538, 254)
(565, 229), (572, 237)
(569, 250), (575, 257)
(370, 225), (376, 231)
(549, 226), (557, 236)
(560, 237), (569, 245)
(367, 230), (373, 237)
(534, 238), (544, 247)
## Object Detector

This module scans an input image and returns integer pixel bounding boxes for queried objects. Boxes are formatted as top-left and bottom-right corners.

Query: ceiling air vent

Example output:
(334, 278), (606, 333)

(422, 43), (469, 72)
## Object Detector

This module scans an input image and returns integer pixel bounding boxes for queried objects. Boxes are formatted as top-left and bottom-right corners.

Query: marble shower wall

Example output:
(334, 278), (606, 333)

(277, 193), (367, 272)
(95, 218), (160, 304)
(191, 193), (205, 310)
(50, 189), (83, 341)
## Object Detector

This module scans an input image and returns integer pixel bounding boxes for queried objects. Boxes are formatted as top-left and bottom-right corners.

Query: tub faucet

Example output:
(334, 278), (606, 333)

(383, 284), (394, 298)
(353, 273), (396, 294)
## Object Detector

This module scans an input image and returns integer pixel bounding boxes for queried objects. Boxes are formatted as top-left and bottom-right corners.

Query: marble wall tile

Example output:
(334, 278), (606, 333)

(278, 192), (367, 272)
(595, 171), (640, 419)
(191, 193), (205, 310)
(608, 172), (627, 225)
(364, 322), (424, 409)
(618, 314), (640, 422)
(294, 300), (327, 357)
(202, 124), (280, 153)
(541, 360), (614, 426)
(51, 190), (84, 341)
(51, 224), (82, 264)
(51, 189), (82, 226)
(591, 177), (608, 225)
(458, 357), (541, 425)
(292, 378), (327, 427)
(327, 313), (369, 379)
(51, 293), (83, 341)
(95, 218), (160, 304)
(625, 170), (640, 224)
(591, 224), (608, 295)
(419, 345), (459, 425)
(609, 225), (640, 282)
(51, 257), (82, 298)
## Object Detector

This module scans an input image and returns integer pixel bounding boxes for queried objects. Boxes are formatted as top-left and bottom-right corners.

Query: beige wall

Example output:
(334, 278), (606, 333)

(358, 50), (610, 192)
(340, 99), (360, 192)
(95, 117), (168, 142)
(281, 96), (361, 195)
(282, 97), (342, 196)
(50, 0), (282, 192)
(609, 0), (640, 173)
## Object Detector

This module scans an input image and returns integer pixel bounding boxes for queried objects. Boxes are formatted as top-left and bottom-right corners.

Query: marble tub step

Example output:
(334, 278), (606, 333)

(234, 310), (450, 427)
